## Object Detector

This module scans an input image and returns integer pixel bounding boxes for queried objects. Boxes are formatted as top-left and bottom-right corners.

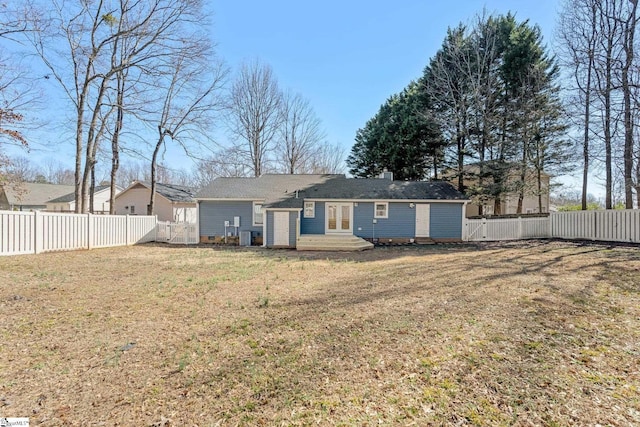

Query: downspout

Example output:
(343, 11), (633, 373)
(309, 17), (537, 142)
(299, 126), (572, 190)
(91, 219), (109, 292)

(262, 210), (267, 248)
(462, 201), (469, 241)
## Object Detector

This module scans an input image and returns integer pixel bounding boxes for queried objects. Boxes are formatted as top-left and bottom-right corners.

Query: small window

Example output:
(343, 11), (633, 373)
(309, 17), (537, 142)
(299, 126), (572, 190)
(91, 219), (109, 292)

(253, 202), (263, 225)
(304, 201), (315, 218)
(374, 202), (388, 219)
(130, 205), (135, 215)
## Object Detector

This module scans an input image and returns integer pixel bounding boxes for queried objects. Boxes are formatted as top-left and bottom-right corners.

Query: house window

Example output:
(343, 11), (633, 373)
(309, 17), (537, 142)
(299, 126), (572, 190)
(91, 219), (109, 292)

(253, 202), (263, 225)
(304, 201), (315, 218)
(130, 205), (135, 215)
(374, 202), (388, 219)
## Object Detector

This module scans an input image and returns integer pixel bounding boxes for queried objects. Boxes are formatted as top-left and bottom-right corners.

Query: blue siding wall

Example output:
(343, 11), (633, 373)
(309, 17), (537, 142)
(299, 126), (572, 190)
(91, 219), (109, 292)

(266, 211), (298, 247)
(266, 211), (273, 246)
(430, 203), (463, 238)
(353, 202), (415, 238)
(199, 201), (263, 237)
(300, 201), (325, 234)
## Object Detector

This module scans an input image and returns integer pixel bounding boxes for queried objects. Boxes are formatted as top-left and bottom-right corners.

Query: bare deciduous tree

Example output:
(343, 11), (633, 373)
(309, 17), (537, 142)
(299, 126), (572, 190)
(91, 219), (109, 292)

(193, 147), (252, 189)
(0, 4), (39, 183)
(27, 0), (215, 213)
(226, 60), (282, 177)
(558, 0), (599, 210)
(619, 0), (638, 208)
(308, 141), (346, 174)
(276, 91), (325, 174)
(558, 0), (640, 209)
(146, 40), (226, 215)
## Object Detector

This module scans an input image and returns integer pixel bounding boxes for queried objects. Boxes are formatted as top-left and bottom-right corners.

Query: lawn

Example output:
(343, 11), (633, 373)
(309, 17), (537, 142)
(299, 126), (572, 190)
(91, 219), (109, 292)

(0, 240), (639, 426)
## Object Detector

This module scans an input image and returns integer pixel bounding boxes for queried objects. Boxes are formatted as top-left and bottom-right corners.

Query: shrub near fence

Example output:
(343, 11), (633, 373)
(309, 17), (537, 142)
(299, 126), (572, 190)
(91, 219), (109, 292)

(0, 211), (157, 256)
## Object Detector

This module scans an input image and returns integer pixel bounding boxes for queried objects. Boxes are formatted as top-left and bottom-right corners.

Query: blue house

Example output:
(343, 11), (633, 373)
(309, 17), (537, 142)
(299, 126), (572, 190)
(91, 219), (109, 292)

(196, 174), (467, 250)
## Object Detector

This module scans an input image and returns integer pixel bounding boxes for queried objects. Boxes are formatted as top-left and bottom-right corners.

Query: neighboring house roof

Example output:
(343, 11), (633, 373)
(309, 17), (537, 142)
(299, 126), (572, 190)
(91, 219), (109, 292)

(116, 181), (196, 203)
(47, 185), (114, 203)
(196, 174), (467, 209)
(1, 182), (75, 206)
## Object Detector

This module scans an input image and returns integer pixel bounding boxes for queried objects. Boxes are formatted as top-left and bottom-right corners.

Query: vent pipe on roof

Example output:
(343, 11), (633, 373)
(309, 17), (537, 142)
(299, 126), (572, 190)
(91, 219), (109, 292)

(379, 169), (394, 181)
(295, 190), (299, 198)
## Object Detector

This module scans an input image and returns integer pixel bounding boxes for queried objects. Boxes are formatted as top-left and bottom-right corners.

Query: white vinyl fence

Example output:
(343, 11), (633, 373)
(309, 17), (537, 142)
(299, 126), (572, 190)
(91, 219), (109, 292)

(465, 216), (550, 241)
(0, 211), (157, 256)
(156, 221), (198, 245)
(465, 210), (640, 244)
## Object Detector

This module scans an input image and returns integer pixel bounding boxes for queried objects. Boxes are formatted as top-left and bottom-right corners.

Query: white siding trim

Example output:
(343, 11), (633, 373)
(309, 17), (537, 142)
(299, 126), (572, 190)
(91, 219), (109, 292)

(374, 202), (389, 218)
(262, 213), (267, 247)
(252, 201), (264, 226)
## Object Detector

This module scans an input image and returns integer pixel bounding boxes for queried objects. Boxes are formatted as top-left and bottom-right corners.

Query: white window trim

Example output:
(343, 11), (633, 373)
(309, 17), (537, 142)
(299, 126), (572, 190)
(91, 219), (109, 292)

(304, 201), (315, 218)
(253, 201), (264, 226)
(374, 201), (388, 219)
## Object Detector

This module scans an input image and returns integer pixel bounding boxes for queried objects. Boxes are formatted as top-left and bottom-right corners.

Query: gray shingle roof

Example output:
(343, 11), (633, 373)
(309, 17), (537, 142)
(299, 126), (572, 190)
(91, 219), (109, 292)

(47, 185), (111, 203)
(1, 183), (75, 206)
(150, 182), (195, 203)
(195, 174), (344, 203)
(269, 177), (467, 208)
(115, 181), (196, 203)
(195, 174), (467, 208)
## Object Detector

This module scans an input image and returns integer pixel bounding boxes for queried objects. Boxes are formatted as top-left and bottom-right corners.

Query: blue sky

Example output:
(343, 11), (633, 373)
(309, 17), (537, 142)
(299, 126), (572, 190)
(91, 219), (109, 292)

(208, 0), (561, 154)
(12, 1), (579, 190)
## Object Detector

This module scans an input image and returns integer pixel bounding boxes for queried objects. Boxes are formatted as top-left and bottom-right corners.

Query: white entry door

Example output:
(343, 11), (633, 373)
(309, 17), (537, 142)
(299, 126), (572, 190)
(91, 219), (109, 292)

(326, 203), (353, 234)
(273, 212), (290, 246)
(415, 204), (430, 237)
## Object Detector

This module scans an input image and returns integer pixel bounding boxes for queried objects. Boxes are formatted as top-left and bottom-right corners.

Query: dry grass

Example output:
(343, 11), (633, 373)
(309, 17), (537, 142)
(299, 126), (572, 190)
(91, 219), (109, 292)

(0, 240), (639, 426)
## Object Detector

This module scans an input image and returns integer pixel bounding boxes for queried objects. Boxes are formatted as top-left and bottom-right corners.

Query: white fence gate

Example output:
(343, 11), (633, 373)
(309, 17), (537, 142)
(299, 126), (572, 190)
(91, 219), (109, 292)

(156, 221), (198, 245)
(0, 211), (157, 256)
(465, 210), (640, 244)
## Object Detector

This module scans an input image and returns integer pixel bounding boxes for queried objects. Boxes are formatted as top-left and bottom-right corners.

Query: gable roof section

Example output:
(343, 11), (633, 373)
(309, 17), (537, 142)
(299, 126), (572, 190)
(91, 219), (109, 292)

(269, 178), (467, 208)
(2, 183), (75, 206)
(196, 174), (344, 203)
(47, 185), (114, 203)
(116, 181), (196, 203)
(196, 174), (467, 209)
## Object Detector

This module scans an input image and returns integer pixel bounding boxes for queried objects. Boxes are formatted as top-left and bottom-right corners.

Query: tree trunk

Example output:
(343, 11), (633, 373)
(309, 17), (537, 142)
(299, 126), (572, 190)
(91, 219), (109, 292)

(81, 78), (109, 213)
(582, 52), (594, 211)
(89, 166), (95, 214)
(604, 68), (613, 209)
(537, 165), (543, 213)
(74, 105), (84, 213)
(149, 130), (166, 216)
(456, 121), (465, 193)
(622, 0), (637, 209)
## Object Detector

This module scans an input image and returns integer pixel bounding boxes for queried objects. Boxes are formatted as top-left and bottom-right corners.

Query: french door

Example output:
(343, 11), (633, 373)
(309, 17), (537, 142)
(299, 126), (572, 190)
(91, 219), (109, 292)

(326, 203), (353, 234)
